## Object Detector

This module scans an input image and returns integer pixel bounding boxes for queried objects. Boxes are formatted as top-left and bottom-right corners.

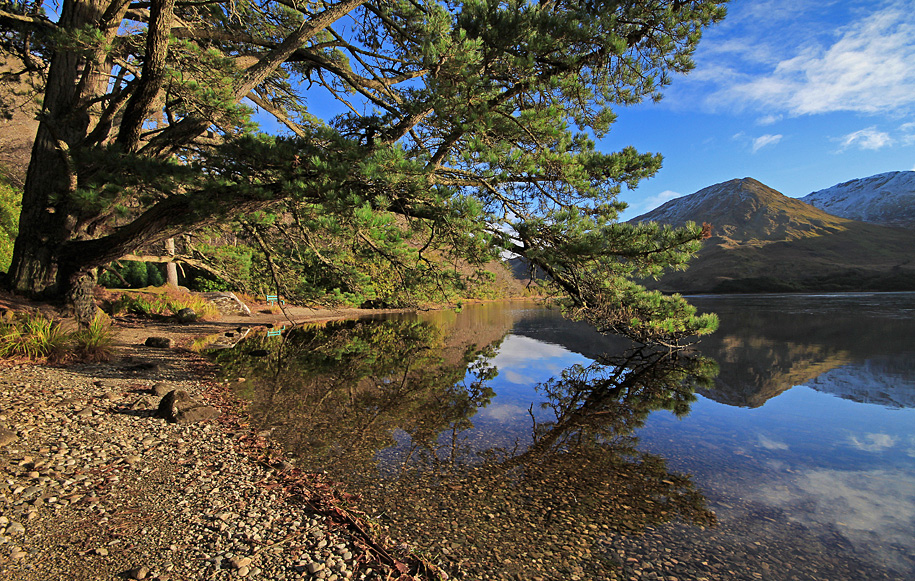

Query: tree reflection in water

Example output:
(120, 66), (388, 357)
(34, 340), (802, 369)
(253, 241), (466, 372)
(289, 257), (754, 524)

(214, 320), (719, 580)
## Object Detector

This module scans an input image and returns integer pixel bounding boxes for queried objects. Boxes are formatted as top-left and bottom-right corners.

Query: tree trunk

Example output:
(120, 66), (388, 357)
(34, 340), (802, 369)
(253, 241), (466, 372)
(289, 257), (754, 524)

(5, 0), (108, 298)
(165, 238), (179, 288)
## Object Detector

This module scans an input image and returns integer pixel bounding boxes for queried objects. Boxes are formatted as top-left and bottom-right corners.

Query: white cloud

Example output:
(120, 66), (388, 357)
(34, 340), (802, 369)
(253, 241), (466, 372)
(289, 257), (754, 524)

(645, 189), (683, 207)
(840, 127), (893, 150)
(752, 134), (783, 153)
(704, 3), (915, 116)
(850, 433), (897, 452)
(627, 190), (684, 216)
(757, 434), (789, 450)
(478, 403), (529, 422)
(900, 122), (915, 146)
(757, 114), (783, 126)
(502, 369), (535, 385)
(746, 468), (915, 571)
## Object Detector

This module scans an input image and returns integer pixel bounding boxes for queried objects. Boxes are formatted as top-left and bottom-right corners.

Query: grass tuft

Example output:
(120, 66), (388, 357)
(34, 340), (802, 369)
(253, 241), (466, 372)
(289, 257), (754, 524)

(0, 310), (71, 361)
(109, 286), (220, 320)
(71, 312), (115, 362)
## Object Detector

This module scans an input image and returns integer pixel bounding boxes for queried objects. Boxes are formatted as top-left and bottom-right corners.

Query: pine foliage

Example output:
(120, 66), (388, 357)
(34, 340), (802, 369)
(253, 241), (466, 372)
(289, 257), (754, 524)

(1, 0), (727, 343)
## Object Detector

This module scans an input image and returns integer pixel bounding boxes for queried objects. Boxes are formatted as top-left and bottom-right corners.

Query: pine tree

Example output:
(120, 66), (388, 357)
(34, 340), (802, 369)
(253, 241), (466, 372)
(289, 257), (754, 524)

(0, 0), (724, 341)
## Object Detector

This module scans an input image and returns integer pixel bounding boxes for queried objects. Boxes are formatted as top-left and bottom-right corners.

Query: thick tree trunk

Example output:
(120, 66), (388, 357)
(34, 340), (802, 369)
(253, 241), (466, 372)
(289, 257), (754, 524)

(5, 0), (108, 298)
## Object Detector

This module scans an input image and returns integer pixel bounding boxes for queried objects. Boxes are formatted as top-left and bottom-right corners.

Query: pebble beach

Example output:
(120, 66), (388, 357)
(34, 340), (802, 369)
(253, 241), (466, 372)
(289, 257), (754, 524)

(0, 307), (431, 581)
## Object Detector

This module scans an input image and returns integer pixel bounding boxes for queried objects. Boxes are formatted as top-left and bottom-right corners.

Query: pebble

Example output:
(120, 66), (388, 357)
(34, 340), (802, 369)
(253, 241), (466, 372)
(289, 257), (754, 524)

(0, 358), (380, 581)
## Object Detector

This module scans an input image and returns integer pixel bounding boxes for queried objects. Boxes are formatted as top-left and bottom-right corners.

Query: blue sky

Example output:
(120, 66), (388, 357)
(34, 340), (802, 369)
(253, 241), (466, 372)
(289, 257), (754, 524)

(44, 0), (911, 219)
(612, 0), (915, 219)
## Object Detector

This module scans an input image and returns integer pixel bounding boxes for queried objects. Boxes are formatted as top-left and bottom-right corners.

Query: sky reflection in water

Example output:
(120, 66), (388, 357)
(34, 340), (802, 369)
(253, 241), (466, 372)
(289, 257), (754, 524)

(222, 294), (915, 580)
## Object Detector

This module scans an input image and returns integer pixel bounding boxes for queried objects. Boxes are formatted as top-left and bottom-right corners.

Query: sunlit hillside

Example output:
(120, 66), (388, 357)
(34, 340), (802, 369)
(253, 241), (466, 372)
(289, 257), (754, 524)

(633, 177), (915, 293)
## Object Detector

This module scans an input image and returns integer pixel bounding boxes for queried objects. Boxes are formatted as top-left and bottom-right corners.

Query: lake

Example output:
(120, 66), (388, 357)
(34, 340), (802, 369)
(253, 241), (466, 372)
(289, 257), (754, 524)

(216, 293), (915, 581)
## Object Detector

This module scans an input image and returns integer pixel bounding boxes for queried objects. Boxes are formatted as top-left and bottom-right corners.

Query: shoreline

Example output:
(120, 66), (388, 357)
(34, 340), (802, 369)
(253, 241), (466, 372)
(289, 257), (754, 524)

(0, 300), (448, 580)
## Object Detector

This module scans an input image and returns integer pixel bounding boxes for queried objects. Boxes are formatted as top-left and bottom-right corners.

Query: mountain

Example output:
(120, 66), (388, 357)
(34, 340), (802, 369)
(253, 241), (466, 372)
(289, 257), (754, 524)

(0, 53), (41, 186)
(806, 358), (915, 409)
(631, 177), (915, 293)
(802, 171), (915, 228)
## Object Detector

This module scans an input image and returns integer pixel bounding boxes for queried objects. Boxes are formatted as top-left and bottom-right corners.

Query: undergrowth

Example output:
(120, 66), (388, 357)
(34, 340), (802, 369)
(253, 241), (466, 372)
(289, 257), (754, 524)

(71, 312), (115, 361)
(108, 286), (220, 320)
(0, 310), (114, 362)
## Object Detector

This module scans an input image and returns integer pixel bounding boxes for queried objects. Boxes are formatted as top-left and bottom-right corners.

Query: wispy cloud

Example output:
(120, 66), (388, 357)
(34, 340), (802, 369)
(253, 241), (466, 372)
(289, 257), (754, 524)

(626, 189), (685, 217)
(699, 3), (915, 116)
(900, 122), (915, 146)
(752, 134), (783, 152)
(849, 433), (897, 452)
(757, 114), (783, 126)
(757, 434), (789, 450)
(840, 127), (894, 150)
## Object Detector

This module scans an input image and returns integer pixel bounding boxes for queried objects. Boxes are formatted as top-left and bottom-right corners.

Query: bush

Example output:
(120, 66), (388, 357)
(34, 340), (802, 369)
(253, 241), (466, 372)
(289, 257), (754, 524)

(0, 175), (21, 272)
(0, 311), (71, 360)
(99, 261), (165, 288)
(71, 312), (115, 362)
(108, 286), (220, 319)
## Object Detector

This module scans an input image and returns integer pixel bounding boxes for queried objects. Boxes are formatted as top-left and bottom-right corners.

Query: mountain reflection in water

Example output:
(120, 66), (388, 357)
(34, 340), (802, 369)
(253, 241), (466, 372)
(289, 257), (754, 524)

(215, 316), (719, 580)
(215, 294), (915, 580)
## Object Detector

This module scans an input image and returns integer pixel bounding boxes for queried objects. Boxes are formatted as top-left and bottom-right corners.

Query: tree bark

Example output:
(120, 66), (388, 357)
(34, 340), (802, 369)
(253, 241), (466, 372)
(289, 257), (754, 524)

(164, 238), (179, 288)
(5, 0), (108, 297)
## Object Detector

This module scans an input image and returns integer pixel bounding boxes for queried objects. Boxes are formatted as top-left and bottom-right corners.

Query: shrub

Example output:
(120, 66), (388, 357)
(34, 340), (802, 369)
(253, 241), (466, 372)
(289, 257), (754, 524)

(108, 286), (220, 320)
(72, 312), (115, 362)
(0, 311), (71, 360)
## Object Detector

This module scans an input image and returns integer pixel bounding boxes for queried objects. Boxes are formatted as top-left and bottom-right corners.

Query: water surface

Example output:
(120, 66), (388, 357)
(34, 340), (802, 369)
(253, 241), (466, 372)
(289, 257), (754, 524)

(217, 294), (915, 580)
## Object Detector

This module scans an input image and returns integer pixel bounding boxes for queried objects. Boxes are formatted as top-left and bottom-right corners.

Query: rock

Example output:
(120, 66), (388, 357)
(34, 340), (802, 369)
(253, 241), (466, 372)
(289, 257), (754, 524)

(125, 565), (150, 580)
(229, 556), (253, 569)
(6, 522), (25, 536)
(249, 349), (269, 358)
(176, 308), (197, 323)
(144, 337), (174, 349)
(0, 427), (17, 446)
(151, 382), (172, 397)
(196, 292), (252, 316)
(157, 390), (221, 424)
(94, 547), (109, 556)
(94, 380), (122, 390)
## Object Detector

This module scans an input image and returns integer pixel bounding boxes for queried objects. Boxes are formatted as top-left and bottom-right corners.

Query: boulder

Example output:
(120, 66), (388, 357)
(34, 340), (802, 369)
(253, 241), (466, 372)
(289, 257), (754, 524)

(144, 337), (174, 348)
(151, 382), (172, 397)
(196, 291), (252, 316)
(157, 390), (221, 424)
(176, 308), (197, 323)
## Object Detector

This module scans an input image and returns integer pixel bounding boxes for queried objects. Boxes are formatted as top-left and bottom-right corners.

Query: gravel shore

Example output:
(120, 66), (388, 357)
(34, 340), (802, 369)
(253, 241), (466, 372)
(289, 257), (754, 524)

(0, 311), (432, 581)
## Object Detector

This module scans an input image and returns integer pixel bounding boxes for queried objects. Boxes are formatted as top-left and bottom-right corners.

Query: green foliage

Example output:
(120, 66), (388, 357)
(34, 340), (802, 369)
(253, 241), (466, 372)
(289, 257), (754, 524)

(185, 241), (254, 293)
(0, 310), (70, 360)
(99, 261), (165, 288)
(71, 311), (115, 361)
(108, 287), (220, 319)
(6, 0), (727, 346)
(0, 174), (20, 272)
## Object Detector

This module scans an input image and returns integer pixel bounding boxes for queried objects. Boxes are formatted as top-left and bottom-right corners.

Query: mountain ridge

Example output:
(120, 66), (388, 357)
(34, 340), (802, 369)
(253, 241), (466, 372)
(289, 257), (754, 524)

(631, 176), (915, 293)
(801, 171), (915, 228)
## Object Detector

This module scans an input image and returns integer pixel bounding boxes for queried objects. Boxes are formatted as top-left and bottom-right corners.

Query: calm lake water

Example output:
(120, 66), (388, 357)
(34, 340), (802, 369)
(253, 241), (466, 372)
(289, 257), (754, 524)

(217, 293), (915, 581)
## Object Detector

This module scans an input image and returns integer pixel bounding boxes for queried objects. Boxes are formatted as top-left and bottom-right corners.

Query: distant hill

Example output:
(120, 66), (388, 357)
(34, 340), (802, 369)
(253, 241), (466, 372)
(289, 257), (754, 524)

(802, 171), (915, 228)
(631, 177), (915, 293)
(0, 52), (41, 187)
